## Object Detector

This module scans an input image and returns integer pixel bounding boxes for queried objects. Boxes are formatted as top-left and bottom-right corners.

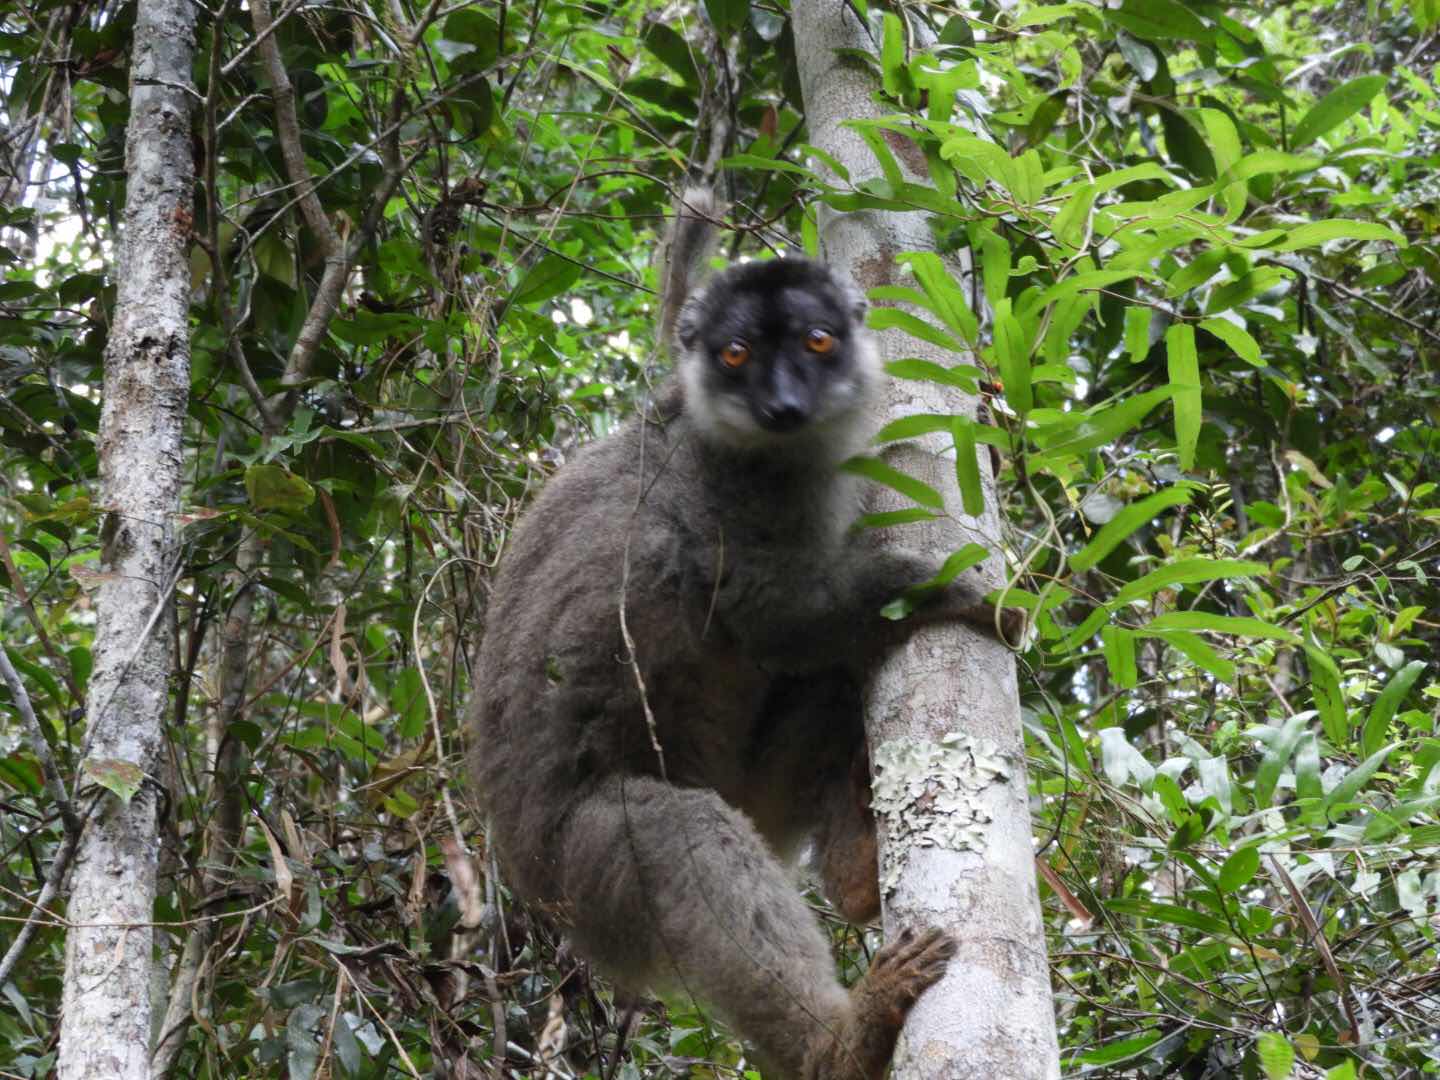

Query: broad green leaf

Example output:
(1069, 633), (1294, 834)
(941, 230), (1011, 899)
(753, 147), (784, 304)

(1074, 1030), (1166, 1066)
(1093, 162), (1177, 193)
(1273, 220), (1406, 252)
(1200, 318), (1262, 366)
(941, 136), (1016, 192)
(1034, 268), (1146, 309)
(1143, 611), (1299, 643)
(1149, 629), (1235, 681)
(513, 254), (583, 305)
(1295, 732), (1324, 818)
(703, 0), (747, 32)
(1254, 713), (1309, 810)
(979, 229), (1011, 310)
(1205, 267), (1289, 315)
(1196, 109), (1245, 219)
(1257, 1032), (1295, 1080)
(1114, 558), (1265, 605)
(1218, 846), (1261, 891)
(1166, 249), (1227, 297)
(1105, 0), (1212, 40)
(852, 125), (903, 190)
(1102, 625), (1138, 689)
(1166, 323), (1200, 470)
(950, 416), (984, 517)
(897, 252), (979, 342)
(840, 456), (943, 509)
(245, 465), (316, 513)
(868, 307), (966, 352)
(1323, 742), (1398, 817)
(992, 299), (1032, 415)
(1220, 151), (1320, 184)
(928, 543), (990, 586)
(855, 508), (940, 529)
(1105, 896), (1229, 935)
(1291, 75), (1387, 147)
(1362, 660), (1425, 759)
(1070, 486), (1195, 572)
(880, 13), (914, 100)
(1051, 183), (1095, 247)
(884, 359), (980, 391)
(873, 413), (955, 443)
(1033, 386), (1174, 464)
(641, 23), (700, 87)
(1124, 304), (1152, 362)
(1305, 644), (1348, 744)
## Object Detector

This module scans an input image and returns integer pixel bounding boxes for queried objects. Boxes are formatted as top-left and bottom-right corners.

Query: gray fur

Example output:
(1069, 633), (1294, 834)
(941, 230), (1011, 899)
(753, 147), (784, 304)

(471, 207), (991, 1077)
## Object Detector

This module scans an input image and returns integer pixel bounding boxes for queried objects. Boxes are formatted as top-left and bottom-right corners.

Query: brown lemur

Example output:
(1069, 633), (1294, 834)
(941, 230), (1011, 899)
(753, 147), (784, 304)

(470, 189), (1009, 1079)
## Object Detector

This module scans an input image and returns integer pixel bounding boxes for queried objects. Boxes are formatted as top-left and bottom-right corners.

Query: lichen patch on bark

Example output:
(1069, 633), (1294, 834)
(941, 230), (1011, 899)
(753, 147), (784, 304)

(871, 733), (1009, 895)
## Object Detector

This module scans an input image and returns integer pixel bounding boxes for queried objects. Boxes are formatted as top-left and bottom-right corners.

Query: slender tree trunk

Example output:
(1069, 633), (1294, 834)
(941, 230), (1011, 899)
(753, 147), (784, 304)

(790, 5), (1060, 1076)
(56, 2), (195, 1078)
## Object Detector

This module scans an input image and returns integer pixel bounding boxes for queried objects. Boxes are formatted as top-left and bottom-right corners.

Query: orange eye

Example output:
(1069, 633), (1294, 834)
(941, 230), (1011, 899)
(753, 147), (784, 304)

(721, 341), (751, 368)
(805, 329), (835, 354)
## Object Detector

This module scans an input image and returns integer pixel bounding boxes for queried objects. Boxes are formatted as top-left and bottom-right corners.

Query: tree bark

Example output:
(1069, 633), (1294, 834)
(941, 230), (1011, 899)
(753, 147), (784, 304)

(56, 2), (195, 1078)
(790, 5), (1060, 1077)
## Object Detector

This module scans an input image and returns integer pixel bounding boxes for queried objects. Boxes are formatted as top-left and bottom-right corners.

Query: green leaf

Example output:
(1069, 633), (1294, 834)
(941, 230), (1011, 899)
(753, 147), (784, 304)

(442, 9), (500, 66)
(1102, 625), (1138, 689)
(1256, 1033), (1295, 1080)
(1123, 304), (1152, 362)
(1305, 644), (1348, 744)
(855, 508), (940, 529)
(245, 464), (317, 513)
(896, 252), (979, 343)
(1218, 846), (1261, 891)
(880, 13), (914, 100)
(885, 359), (980, 392)
(1114, 558), (1265, 606)
(950, 416), (984, 517)
(1323, 742), (1398, 817)
(992, 299), (1032, 415)
(1166, 323), (1200, 471)
(1272, 220), (1406, 252)
(703, 0), (747, 33)
(513, 254), (583, 306)
(1143, 611), (1299, 642)
(1149, 629), (1235, 681)
(840, 456), (943, 510)
(1074, 1029), (1166, 1066)
(1033, 386), (1174, 464)
(1206, 267), (1290, 315)
(1200, 318), (1262, 366)
(641, 23), (700, 88)
(1105, 897), (1229, 935)
(1362, 660), (1425, 759)
(1034, 268), (1147, 310)
(1196, 109), (1245, 218)
(1105, 0), (1213, 40)
(978, 229), (1011, 310)
(868, 307), (966, 352)
(1070, 486), (1195, 572)
(1291, 75), (1386, 147)
(1254, 713), (1309, 810)
(873, 413), (954, 443)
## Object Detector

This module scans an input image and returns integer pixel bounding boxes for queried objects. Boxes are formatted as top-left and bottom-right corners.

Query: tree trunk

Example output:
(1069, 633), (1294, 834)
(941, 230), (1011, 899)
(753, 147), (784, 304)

(56, 2), (195, 1078)
(790, 5), (1060, 1076)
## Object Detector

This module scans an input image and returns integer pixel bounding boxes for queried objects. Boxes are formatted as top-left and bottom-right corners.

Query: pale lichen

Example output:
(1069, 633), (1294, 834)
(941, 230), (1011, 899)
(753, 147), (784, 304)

(871, 732), (1010, 894)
